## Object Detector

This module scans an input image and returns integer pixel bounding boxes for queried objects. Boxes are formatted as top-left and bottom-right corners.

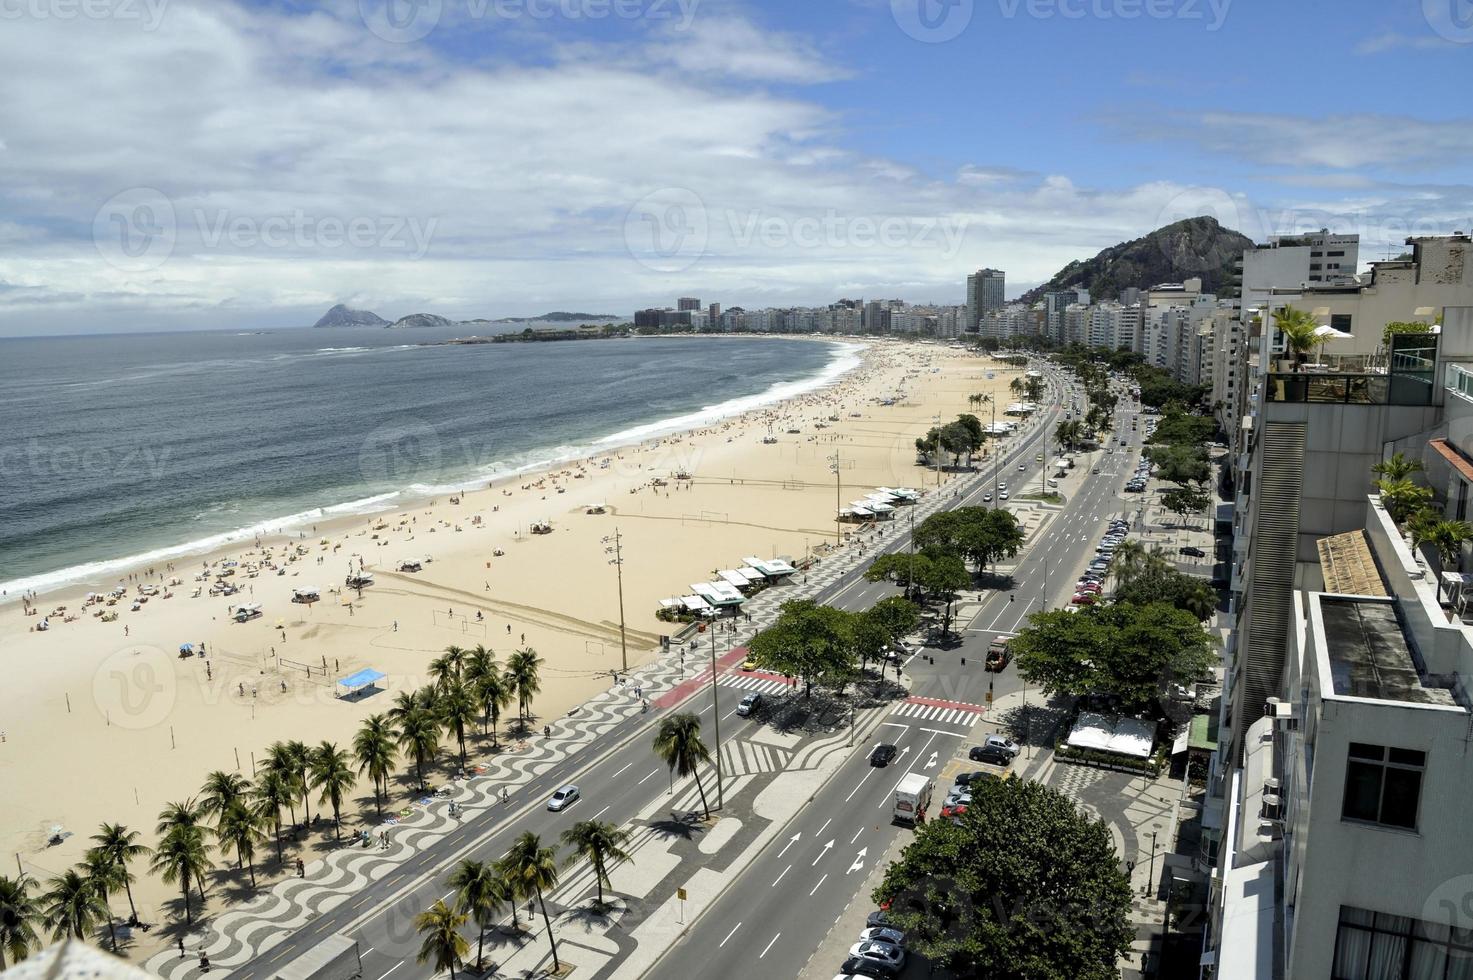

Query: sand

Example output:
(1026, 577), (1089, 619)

(0, 337), (1026, 953)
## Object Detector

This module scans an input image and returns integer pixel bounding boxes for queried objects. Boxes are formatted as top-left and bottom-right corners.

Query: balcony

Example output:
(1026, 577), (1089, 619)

(1446, 363), (1473, 405)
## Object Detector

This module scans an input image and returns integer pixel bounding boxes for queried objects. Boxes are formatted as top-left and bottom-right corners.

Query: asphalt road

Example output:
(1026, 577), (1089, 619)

(231, 365), (1142, 980)
(642, 376), (1148, 980)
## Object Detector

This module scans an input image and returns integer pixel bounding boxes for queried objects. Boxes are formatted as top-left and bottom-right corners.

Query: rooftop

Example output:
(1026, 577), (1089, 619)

(1319, 597), (1455, 705)
(1317, 531), (1388, 597)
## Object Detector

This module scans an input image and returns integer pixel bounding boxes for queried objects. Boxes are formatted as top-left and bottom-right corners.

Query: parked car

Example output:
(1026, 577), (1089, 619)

(840, 955), (898, 980)
(858, 926), (906, 946)
(737, 692), (762, 716)
(1180, 546), (1206, 557)
(870, 743), (898, 766)
(848, 941), (906, 972)
(547, 785), (580, 811)
(865, 910), (896, 930)
(969, 744), (1015, 766)
(983, 734), (1021, 758)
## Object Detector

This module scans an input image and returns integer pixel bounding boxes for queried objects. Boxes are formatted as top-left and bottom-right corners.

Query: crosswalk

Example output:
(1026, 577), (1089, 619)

(719, 672), (792, 695)
(890, 699), (985, 726)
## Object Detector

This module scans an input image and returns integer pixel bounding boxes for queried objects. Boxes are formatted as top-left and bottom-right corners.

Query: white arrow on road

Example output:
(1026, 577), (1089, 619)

(924, 751), (938, 769)
(778, 833), (801, 858)
(812, 840), (834, 867)
(847, 848), (868, 875)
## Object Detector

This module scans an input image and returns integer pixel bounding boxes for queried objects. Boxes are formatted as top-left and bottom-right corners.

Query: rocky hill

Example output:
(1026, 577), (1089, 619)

(313, 304), (388, 328)
(494, 312), (620, 323)
(388, 313), (456, 330)
(1018, 216), (1252, 305)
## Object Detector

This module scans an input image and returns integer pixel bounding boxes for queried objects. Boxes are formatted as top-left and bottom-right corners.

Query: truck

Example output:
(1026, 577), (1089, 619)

(272, 934), (363, 980)
(892, 772), (934, 825)
(986, 635), (1013, 672)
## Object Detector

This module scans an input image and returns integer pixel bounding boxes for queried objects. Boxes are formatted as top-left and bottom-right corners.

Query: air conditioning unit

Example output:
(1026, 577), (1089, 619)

(1265, 698), (1299, 730)
(1261, 793), (1283, 821)
(1264, 777), (1281, 793)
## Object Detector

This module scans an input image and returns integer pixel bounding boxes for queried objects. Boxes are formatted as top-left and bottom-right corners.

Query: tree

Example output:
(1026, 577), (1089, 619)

(76, 851), (123, 950)
(1160, 484), (1210, 529)
(310, 741), (357, 839)
(1376, 477), (1433, 525)
(88, 824), (148, 924)
(438, 680), (478, 771)
(746, 599), (856, 698)
(913, 507), (1024, 572)
(1371, 451), (1423, 483)
(1382, 319), (1432, 348)
(864, 551), (928, 599)
(1012, 603), (1216, 710)
(448, 859), (506, 973)
(41, 870), (108, 944)
(874, 779), (1132, 978)
(1272, 305), (1320, 370)
(353, 714), (399, 819)
(1415, 516), (1473, 569)
(414, 900), (469, 980)
(1113, 563), (1217, 623)
(428, 645), (465, 690)
(561, 820), (633, 909)
(859, 597), (921, 679)
(0, 874), (41, 969)
(251, 768), (293, 864)
(199, 771), (252, 826)
(283, 740), (314, 828)
(507, 647), (544, 732)
(473, 665), (514, 749)
(397, 707), (442, 793)
(264, 742), (304, 828)
(918, 554), (972, 636)
(149, 824), (212, 925)
(653, 712), (713, 819)
(154, 798), (205, 838)
(504, 833), (562, 973)
(216, 800), (264, 887)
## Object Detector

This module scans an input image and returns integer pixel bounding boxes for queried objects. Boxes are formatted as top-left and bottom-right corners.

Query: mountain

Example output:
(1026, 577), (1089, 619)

(1017, 216), (1253, 305)
(493, 312), (620, 323)
(313, 304), (388, 328)
(388, 313), (456, 329)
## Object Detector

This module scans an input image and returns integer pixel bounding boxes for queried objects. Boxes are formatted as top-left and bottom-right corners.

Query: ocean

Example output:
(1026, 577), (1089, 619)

(0, 328), (859, 599)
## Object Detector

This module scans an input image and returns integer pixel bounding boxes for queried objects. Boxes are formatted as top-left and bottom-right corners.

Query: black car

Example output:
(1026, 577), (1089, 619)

(866, 909), (895, 930)
(1179, 546), (1206, 557)
(841, 955), (899, 980)
(968, 745), (1014, 766)
(870, 743), (898, 766)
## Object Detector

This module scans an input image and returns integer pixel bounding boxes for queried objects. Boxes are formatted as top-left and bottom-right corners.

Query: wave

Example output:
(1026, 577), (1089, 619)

(0, 340), (863, 603)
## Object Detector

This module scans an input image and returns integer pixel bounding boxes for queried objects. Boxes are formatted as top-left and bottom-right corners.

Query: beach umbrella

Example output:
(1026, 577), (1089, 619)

(1311, 324), (1353, 365)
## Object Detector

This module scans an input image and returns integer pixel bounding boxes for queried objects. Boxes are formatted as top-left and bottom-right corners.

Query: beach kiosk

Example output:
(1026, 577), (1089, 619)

(291, 586), (321, 604)
(336, 669), (385, 700)
(233, 603), (262, 623)
(743, 556), (797, 580)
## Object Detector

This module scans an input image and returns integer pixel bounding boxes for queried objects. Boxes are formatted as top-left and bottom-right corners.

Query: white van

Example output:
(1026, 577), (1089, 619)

(893, 773), (934, 825)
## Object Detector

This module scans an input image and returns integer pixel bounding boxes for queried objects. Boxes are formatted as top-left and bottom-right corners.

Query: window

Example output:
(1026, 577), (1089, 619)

(1311, 263), (1324, 271)
(1459, 480), (1468, 522)
(1333, 905), (1473, 979)
(1329, 250), (1346, 257)
(1332, 314), (1354, 332)
(1342, 743), (1424, 830)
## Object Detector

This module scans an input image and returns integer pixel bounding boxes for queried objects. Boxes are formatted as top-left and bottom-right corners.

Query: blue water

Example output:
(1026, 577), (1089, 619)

(0, 328), (856, 597)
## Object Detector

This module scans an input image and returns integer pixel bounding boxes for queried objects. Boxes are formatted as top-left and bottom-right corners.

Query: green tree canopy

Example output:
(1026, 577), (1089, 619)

(913, 507), (1025, 571)
(874, 778), (1132, 979)
(1011, 603), (1216, 709)
(746, 599), (856, 697)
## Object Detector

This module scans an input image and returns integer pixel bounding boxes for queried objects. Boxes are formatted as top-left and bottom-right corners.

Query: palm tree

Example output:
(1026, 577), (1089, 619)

(199, 771), (252, 825)
(76, 851), (124, 950)
(250, 768), (293, 864)
(149, 825), (212, 926)
(506, 647), (544, 732)
(438, 680), (478, 771)
(353, 714), (399, 818)
(560, 820), (632, 909)
(1376, 477), (1433, 525)
(397, 707), (441, 793)
(504, 833), (561, 972)
(216, 801), (265, 887)
(447, 859), (506, 973)
(1419, 518), (1473, 570)
(264, 742), (304, 828)
(1372, 451), (1423, 483)
(413, 900), (469, 980)
(310, 742), (357, 839)
(428, 646), (465, 690)
(0, 874), (41, 969)
(88, 824), (148, 924)
(40, 870), (107, 944)
(474, 666), (514, 749)
(653, 712), (713, 819)
(1272, 305), (1319, 370)
(154, 798), (205, 837)
(284, 740), (314, 828)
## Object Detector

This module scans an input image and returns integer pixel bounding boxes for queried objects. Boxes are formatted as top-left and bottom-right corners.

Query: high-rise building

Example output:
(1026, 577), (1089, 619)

(965, 269), (1006, 331)
(708, 303), (721, 326)
(677, 297), (701, 312)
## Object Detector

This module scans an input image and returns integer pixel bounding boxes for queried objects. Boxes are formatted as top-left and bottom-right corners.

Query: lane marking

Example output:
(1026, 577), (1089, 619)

(810, 873), (828, 896)
(375, 964), (402, 980)
(611, 762), (633, 779)
(720, 923), (742, 948)
(637, 769), (659, 785)
(760, 933), (781, 959)
(772, 863), (792, 888)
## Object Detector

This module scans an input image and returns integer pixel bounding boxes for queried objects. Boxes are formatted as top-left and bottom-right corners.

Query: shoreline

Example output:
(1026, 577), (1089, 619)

(1, 334), (864, 608)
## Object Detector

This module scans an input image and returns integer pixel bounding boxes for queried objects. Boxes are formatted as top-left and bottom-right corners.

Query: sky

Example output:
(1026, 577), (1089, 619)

(0, 0), (1470, 335)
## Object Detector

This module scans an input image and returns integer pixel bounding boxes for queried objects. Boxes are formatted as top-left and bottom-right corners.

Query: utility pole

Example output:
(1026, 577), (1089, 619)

(991, 396), (999, 502)
(830, 450), (842, 545)
(708, 624), (724, 810)
(934, 412), (943, 488)
(603, 531), (628, 672)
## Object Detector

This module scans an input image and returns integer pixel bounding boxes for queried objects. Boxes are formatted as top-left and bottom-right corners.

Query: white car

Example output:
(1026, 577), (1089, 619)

(1017, 463), (1026, 471)
(848, 940), (906, 970)
(983, 734), (1020, 758)
(858, 926), (906, 946)
(547, 785), (580, 811)
(999, 491), (1010, 501)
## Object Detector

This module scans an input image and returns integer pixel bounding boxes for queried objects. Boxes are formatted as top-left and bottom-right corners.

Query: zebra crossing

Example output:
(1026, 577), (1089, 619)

(890, 699), (985, 727)
(719, 672), (792, 695)
(719, 738), (792, 776)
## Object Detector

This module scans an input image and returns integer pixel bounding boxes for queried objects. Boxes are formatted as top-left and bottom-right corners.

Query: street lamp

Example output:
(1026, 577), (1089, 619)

(603, 531), (629, 673)
(708, 622), (725, 810)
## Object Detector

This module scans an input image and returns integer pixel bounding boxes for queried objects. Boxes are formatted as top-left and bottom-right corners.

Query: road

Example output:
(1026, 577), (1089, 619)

(230, 364), (1142, 980)
(643, 378), (1146, 980)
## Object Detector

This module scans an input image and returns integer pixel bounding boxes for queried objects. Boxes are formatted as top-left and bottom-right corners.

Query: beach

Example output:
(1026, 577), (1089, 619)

(0, 337), (1022, 955)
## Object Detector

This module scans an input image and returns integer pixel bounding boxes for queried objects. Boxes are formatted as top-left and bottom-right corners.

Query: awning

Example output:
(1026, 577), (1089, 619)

(337, 668), (385, 689)
(1067, 712), (1155, 759)
(692, 581), (744, 606)
(680, 594), (713, 613)
(744, 556), (797, 576)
